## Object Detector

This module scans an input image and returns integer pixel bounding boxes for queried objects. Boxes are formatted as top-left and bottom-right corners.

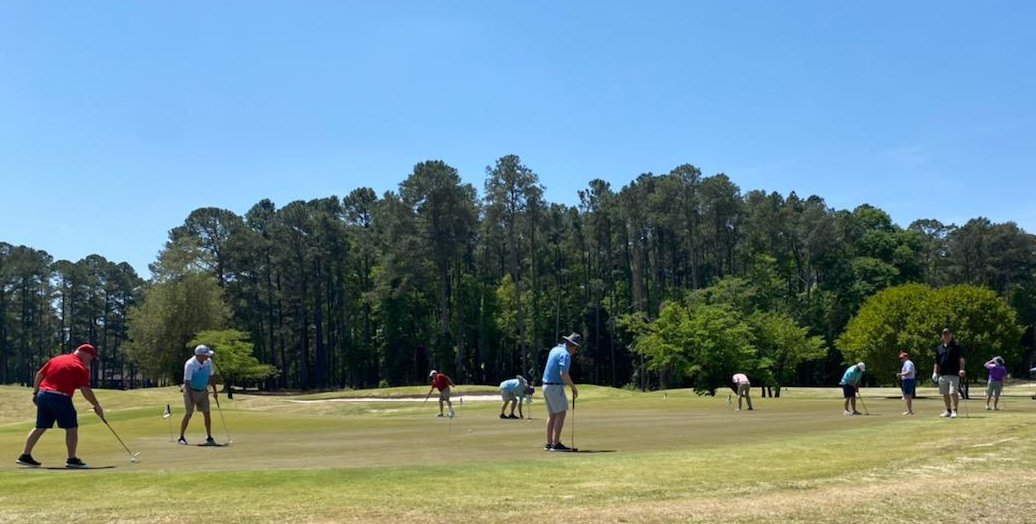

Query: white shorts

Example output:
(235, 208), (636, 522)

(543, 384), (568, 414)
(938, 375), (960, 395)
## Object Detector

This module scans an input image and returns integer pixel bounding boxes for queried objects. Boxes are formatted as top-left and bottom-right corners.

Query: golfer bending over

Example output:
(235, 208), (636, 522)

(427, 370), (455, 417)
(896, 351), (915, 415)
(839, 362), (866, 415)
(933, 328), (965, 419)
(179, 345), (218, 445)
(543, 332), (580, 451)
(17, 344), (105, 468)
(984, 356), (1007, 410)
(499, 375), (532, 419)
(731, 372), (753, 410)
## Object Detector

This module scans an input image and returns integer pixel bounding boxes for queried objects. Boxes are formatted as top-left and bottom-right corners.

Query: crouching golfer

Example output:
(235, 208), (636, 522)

(16, 343), (105, 468)
(426, 370), (455, 417)
(499, 375), (532, 419)
(543, 333), (580, 451)
(731, 372), (753, 410)
(179, 345), (218, 445)
(840, 362), (866, 415)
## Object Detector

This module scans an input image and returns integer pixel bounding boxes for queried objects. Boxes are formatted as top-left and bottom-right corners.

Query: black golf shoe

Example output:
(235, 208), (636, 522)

(507, 414), (519, 419)
(499, 413), (507, 419)
(551, 442), (571, 452)
(65, 457), (87, 468)
(205, 436), (216, 445)
(16, 454), (41, 467)
(177, 436), (188, 445)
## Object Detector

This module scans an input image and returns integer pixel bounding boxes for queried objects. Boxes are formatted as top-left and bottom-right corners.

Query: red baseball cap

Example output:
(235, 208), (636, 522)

(76, 343), (98, 357)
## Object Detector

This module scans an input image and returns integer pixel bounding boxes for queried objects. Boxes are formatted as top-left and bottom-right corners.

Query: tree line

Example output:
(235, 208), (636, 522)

(3, 155), (1035, 390)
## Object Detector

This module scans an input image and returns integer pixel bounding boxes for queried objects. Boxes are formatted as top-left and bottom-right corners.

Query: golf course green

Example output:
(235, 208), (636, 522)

(2, 383), (1034, 523)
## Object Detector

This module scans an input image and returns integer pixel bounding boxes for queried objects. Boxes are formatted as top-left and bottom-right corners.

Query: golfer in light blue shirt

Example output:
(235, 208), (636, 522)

(542, 333), (580, 451)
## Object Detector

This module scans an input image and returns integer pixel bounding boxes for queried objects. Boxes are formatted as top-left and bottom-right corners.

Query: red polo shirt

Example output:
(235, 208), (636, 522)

(38, 354), (90, 397)
(432, 373), (450, 391)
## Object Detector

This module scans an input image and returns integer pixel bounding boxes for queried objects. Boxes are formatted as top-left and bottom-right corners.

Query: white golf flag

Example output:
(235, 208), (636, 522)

(162, 404), (171, 419)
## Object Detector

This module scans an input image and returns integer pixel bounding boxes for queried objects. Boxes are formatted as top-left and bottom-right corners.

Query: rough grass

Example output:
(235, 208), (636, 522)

(0, 384), (1033, 523)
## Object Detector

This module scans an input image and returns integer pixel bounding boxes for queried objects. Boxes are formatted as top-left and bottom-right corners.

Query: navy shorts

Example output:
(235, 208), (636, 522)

(36, 391), (78, 429)
(841, 385), (857, 398)
(901, 379), (915, 396)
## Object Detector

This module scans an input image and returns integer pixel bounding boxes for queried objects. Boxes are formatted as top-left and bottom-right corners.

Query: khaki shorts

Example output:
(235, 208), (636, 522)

(938, 375), (960, 395)
(438, 387), (451, 401)
(986, 381), (1003, 397)
(501, 390), (518, 402)
(543, 384), (568, 414)
(183, 388), (210, 415)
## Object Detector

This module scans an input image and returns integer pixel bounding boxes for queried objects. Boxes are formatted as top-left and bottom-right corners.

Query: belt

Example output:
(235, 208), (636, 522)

(39, 389), (69, 397)
(188, 387), (208, 392)
(543, 382), (563, 385)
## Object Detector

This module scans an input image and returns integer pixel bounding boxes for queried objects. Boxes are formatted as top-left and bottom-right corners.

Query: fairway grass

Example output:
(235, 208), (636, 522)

(1, 384), (1034, 523)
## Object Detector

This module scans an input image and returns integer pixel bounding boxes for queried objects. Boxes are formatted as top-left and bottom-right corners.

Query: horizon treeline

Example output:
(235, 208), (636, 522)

(3, 155), (1035, 389)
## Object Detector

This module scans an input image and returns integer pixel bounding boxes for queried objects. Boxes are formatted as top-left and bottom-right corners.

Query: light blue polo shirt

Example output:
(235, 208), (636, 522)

(839, 365), (862, 386)
(500, 378), (528, 399)
(542, 344), (571, 384)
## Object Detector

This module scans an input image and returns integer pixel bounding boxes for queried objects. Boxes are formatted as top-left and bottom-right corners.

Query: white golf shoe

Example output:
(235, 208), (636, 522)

(950, 410), (958, 418)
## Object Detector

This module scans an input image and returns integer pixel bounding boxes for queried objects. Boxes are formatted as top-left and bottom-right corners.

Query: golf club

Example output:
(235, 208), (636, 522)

(856, 388), (869, 415)
(726, 393), (733, 410)
(570, 394), (577, 451)
(213, 392), (234, 444)
(100, 415), (140, 463)
(211, 360), (234, 444)
(163, 404), (173, 442)
(959, 382), (970, 418)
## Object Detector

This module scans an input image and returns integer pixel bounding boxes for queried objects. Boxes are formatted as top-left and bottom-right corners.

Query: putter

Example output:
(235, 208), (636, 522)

(856, 389), (870, 415)
(726, 393), (733, 410)
(213, 393), (234, 444)
(100, 415), (140, 463)
(568, 395), (578, 452)
(163, 404), (173, 442)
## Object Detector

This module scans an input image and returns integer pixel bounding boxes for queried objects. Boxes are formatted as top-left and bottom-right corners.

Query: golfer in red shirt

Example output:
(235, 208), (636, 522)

(16, 343), (105, 468)
(425, 370), (455, 418)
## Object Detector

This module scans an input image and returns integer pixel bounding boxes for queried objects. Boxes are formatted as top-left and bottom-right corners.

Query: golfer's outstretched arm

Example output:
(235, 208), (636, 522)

(80, 386), (104, 417)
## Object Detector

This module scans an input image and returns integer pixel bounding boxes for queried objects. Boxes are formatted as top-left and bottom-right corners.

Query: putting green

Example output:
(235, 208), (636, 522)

(1, 384), (1034, 523)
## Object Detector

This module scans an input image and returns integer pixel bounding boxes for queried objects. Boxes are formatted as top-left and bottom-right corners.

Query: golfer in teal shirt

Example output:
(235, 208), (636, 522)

(839, 362), (866, 415)
(498, 375), (531, 419)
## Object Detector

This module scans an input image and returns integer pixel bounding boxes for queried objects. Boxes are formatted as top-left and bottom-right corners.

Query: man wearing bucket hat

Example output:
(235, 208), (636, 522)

(542, 332), (580, 451)
(839, 362), (866, 415)
(178, 344), (218, 445)
(16, 343), (105, 468)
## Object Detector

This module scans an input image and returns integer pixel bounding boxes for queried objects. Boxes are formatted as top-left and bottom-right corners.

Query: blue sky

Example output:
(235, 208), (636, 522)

(1, 1), (1033, 277)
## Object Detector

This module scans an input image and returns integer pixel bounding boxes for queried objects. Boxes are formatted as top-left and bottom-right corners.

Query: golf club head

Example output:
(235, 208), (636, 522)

(129, 452), (140, 463)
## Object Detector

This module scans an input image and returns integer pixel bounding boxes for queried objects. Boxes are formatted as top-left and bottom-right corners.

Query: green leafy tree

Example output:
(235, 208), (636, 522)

(125, 246), (229, 383)
(187, 329), (277, 390)
(839, 283), (1022, 382)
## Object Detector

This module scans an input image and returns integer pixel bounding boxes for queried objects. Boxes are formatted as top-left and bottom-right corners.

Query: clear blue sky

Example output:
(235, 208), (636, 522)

(2, 2), (1034, 277)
